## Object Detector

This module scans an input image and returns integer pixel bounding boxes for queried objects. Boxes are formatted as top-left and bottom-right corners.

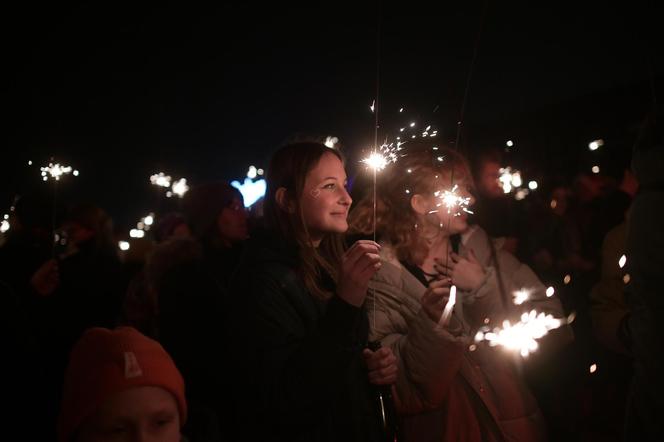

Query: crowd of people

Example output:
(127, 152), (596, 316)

(1, 113), (662, 441)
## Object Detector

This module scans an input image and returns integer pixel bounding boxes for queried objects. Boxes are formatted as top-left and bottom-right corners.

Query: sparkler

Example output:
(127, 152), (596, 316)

(439, 285), (457, 326)
(41, 159), (78, 256)
(150, 172), (172, 188)
(431, 184), (474, 217)
(361, 141), (403, 171)
(170, 178), (189, 198)
(474, 309), (571, 357)
(41, 162), (75, 181)
(499, 167), (522, 194)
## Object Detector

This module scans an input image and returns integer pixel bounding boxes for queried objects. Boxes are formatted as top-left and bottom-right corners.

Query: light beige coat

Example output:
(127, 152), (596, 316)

(368, 226), (573, 442)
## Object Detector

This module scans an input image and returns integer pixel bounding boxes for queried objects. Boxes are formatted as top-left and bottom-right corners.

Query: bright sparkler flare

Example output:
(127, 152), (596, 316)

(171, 178), (189, 198)
(474, 310), (569, 357)
(41, 163), (74, 181)
(513, 289), (531, 305)
(498, 167), (522, 194)
(431, 184), (474, 217)
(361, 142), (402, 171)
(150, 173), (172, 188)
(618, 255), (627, 269)
(439, 285), (457, 326)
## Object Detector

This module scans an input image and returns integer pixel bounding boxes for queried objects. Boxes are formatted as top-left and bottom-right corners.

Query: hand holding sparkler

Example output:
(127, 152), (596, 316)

(420, 278), (453, 324)
(363, 346), (398, 385)
(434, 250), (485, 292)
(337, 240), (382, 307)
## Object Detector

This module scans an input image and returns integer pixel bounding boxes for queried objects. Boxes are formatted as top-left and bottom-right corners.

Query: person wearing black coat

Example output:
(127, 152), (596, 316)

(228, 142), (398, 442)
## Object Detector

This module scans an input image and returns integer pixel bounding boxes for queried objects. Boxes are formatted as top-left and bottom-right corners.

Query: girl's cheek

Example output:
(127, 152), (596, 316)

(310, 189), (321, 198)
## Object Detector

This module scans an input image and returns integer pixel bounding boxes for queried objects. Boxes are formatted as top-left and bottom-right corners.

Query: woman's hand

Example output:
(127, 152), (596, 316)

(420, 278), (452, 323)
(363, 346), (398, 385)
(434, 249), (485, 292)
(336, 240), (381, 307)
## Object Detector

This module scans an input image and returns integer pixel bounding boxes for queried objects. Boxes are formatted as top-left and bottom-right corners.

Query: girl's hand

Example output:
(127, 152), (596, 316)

(420, 278), (452, 323)
(434, 249), (485, 292)
(337, 240), (381, 307)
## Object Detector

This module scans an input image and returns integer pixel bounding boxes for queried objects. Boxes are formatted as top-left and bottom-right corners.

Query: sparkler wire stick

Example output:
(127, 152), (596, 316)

(439, 1), (489, 325)
(370, 1), (381, 332)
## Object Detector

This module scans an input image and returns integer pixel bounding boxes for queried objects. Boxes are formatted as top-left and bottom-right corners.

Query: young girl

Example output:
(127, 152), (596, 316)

(228, 142), (397, 442)
(350, 143), (571, 441)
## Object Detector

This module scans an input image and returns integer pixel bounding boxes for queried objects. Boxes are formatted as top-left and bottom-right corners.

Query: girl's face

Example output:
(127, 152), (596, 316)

(299, 152), (352, 245)
(419, 174), (475, 235)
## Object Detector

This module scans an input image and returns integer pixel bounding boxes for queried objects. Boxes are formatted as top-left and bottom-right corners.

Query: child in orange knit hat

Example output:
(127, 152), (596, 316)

(58, 326), (187, 442)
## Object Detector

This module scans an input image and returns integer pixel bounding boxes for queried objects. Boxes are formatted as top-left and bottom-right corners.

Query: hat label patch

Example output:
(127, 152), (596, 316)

(124, 352), (143, 378)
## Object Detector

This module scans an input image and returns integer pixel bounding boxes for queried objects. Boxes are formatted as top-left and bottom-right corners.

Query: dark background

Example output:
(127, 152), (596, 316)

(4, 1), (662, 229)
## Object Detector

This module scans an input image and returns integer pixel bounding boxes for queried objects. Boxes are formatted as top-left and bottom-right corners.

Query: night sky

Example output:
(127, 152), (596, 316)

(5, 1), (663, 229)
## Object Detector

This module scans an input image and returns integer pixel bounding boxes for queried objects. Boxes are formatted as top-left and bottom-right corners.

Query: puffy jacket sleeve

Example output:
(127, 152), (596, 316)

(368, 264), (467, 415)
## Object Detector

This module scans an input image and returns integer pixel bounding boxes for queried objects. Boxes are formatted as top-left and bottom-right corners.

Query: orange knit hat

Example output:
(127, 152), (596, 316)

(57, 326), (187, 442)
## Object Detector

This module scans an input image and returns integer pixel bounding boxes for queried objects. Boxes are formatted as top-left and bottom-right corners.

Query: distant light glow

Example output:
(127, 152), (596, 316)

(171, 178), (189, 198)
(0, 220), (9, 233)
(588, 139), (604, 151)
(129, 229), (145, 238)
(592, 166), (600, 174)
(623, 274), (631, 284)
(618, 255), (626, 269)
(118, 241), (130, 251)
(41, 162), (73, 181)
(144, 215), (154, 226)
(528, 181), (538, 190)
(324, 136), (339, 148)
(73, 170), (79, 176)
(150, 173), (172, 188)
(515, 189), (529, 200)
(232, 178), (267, 208)
(513, 289), (530, 305)
(499, 167), (523, 194)
(564, 274), (571, 284)
(590, 363), (597, 374)
(546, 286), (555, 297)
(506, 140), (514, 147)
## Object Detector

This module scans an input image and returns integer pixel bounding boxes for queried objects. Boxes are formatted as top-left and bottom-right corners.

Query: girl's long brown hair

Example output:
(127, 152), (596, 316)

(349, 141), (473, 266)
(264, 142), (347, 300)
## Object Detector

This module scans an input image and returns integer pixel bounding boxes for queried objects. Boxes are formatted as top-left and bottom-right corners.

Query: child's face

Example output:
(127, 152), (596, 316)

(300, 152), (352, 244)
(76, 386), (180, 442)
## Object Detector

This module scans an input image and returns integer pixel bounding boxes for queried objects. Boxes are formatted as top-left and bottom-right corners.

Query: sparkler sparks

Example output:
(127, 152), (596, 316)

(588, 139), (604, 151)
(41, 163), (74, 181)
(431, 184), (474, 217)
(361, 142), (403, 171)
(150, 173), (172, 188)
(499, 167), (522, 193)
(513, 289), (531, 305)
(474, 310), (569, 357)
(618, 255), (627, 269)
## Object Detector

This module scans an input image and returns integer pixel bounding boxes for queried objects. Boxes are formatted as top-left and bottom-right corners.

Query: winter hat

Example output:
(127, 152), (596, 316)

(58, 326), (187, 442)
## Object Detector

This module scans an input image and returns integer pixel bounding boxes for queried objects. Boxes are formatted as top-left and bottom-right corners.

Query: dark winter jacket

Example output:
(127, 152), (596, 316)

(228, 234), (381, 442)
